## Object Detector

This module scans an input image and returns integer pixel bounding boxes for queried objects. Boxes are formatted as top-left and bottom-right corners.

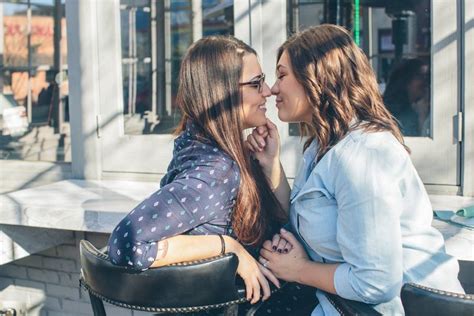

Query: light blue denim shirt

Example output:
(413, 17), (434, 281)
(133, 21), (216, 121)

(289, 128), (464, 315)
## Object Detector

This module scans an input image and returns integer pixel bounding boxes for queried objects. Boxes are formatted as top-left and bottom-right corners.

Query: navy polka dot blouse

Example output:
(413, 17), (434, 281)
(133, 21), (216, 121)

(107, 121), (241, 270)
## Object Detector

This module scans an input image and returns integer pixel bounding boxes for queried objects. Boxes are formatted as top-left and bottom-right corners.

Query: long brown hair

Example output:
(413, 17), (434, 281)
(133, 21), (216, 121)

(278, 24), (408, 160)
(176, 36), (284, 246)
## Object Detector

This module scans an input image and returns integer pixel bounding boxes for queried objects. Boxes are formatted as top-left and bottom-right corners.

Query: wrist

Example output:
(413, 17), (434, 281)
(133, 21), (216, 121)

(263, 161), (282, 190)
(261, 157), (280, 174)
(295, 259), (311, 284)
(223, 235), (242, 255)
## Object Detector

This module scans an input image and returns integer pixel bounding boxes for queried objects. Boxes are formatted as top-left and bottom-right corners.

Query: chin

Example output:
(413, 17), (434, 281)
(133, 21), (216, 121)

(244, 118), (266, 129)
(255, 114), (268, 125)
(277, 111), (291, 123)
(253, 119), (267, 127)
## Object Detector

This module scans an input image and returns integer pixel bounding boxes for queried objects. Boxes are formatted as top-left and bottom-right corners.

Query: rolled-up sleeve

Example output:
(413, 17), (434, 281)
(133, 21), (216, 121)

(332, 141), (405, 304)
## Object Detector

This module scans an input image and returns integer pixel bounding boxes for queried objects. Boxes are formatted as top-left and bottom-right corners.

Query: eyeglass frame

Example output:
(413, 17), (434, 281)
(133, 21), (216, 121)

(239, 73), (266, 93)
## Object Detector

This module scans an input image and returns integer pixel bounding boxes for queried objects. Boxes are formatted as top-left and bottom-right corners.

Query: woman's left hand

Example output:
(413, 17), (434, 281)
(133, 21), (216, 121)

(262, 233), (293, 254)
(259, 228), (310, 283)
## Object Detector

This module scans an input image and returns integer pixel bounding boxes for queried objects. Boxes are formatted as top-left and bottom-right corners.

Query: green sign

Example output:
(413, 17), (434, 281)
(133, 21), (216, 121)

(354, 0), (360, 46)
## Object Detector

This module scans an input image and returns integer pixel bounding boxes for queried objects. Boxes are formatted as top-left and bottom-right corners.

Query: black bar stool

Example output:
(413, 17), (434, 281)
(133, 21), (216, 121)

(79, 240), (249, 315)
(401, 260), (474, 316)
(324, 260), (474, 316)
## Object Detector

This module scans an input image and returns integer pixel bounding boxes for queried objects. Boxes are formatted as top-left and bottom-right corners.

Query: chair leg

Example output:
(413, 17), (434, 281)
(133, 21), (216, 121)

(88, 292), (106, 316)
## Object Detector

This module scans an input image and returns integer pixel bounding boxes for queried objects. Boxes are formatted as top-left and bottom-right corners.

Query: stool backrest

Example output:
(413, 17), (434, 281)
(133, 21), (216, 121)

(79, 240), (243, 309)
(401, 283), (474, 316)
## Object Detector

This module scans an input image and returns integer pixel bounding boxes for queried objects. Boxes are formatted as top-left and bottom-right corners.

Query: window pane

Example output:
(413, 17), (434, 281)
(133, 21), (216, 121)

(373, 3), (431, 137)
(287, 0), (431, 138)
(3, 3), (28, 68)
(1, 1), (70, 162)
(31, 2), (54, 66)
(121, 0), (234, 135)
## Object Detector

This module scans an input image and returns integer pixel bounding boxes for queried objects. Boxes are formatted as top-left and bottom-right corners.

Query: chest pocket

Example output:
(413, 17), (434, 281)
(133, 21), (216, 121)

(295, 191), (341, 261)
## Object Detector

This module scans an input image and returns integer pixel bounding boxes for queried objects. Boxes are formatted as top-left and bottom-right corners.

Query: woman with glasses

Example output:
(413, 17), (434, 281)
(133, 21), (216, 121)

(108, 35), (299, 308)
(246, 25), (464, 315)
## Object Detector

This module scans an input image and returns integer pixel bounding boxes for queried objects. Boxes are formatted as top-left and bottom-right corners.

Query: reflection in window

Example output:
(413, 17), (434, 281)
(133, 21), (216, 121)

(120, 0), (234, 135)
(287, 0), (431, 138)
(1, 0), (69, 162)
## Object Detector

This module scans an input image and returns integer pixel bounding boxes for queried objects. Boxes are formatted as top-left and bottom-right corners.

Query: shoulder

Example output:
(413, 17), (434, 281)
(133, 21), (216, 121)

(331, 130), (410, 190)
(336, 129), (408, 166)
(162, 136), (240, 188)
(176, 138), (237, 168)
(173, 140), (240, 185)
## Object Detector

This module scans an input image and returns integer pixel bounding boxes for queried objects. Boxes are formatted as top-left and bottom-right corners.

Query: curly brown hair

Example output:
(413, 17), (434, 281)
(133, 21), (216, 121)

(278, 24), (409, 160)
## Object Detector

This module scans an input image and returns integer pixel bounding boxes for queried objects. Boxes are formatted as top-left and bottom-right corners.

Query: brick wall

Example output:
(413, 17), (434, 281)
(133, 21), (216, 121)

(0, 231), (152, 316)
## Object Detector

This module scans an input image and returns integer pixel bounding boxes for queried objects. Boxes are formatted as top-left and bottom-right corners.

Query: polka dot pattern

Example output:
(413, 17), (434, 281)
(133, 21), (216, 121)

(108, 121), (240, 271)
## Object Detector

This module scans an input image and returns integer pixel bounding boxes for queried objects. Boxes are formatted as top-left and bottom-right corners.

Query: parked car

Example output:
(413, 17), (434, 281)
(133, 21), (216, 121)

(0, 93), (28, 137)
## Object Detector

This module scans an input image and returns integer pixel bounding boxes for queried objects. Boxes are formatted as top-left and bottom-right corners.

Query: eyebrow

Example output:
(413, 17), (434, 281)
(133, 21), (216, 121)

(276, 65), (287, 72)
(247, 73), (264, 81)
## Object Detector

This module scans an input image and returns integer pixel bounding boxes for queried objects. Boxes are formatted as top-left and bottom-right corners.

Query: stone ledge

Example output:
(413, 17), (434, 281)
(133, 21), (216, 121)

(0, 180), (472, 262)
(0, 179), (157, 233)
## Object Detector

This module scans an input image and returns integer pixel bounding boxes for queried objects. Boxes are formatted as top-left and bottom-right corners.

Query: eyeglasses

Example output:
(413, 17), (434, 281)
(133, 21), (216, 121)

(239, 73), (265, 93)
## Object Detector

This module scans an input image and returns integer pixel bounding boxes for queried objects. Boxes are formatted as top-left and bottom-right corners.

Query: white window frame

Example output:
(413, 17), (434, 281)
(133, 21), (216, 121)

(64, 0), (473, 197)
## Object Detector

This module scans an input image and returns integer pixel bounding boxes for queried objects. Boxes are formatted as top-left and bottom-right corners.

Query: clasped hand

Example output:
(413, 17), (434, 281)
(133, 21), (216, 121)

(259, 228), (310, 283)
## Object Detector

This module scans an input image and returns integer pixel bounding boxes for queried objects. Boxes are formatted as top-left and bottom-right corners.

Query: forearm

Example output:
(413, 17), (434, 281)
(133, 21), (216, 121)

(296, 260), (339, 294)
(265, 161), (290, 214)
(150, 234), (242, 268)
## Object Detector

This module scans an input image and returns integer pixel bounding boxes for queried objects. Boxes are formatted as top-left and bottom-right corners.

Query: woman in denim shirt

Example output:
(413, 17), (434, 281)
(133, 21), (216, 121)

(247, 25), (464, 315)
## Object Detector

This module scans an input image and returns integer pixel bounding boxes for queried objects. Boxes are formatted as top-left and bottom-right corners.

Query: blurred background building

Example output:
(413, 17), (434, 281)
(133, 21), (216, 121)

(1, 0), (472, 196)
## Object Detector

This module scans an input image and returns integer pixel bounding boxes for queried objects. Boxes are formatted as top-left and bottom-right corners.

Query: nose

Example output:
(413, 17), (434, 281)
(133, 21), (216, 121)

(271, 81), (279, 95)
(261, 82), (271, 97)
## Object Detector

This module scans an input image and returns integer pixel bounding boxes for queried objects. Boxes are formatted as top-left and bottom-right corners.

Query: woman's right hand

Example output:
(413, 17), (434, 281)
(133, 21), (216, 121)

(234, 241), (281, 304)
(245, 119), (281, 173)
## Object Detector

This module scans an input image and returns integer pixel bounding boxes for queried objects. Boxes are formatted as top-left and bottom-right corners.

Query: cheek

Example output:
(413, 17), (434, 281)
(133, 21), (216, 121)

(241, 95), (255, 114)
(279, 97), (310, 123)
(242, 93), (257, 109)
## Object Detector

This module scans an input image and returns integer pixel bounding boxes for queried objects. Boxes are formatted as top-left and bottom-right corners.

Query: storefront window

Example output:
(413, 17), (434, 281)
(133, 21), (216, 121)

(288, 0), (431, 138)
(120, 0), (234, 135)
(1, 0), (69, 162)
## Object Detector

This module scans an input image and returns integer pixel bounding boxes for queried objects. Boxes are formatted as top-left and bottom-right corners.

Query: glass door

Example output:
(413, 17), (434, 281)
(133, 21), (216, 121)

(282, 0), (461, 187)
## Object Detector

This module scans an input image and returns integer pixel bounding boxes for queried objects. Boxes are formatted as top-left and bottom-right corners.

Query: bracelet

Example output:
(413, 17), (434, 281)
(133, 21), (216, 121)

(218, 234), (226, 255)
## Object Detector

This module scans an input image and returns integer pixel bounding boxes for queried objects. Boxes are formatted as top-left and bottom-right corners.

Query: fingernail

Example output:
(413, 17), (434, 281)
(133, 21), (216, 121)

(280, 228), (287, 233)
(277, 249), (282, 253)
(272, 246), (277, 251)
(284, 249), (289, 253)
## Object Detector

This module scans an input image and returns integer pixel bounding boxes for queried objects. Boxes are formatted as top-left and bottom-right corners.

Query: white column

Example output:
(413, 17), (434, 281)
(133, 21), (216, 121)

(165, 0), (172, 115)
(462, 0), (474, 196)
(192, 0), (202, 42)
(234, 0), (251, 45)
(65, 0), (102, 179)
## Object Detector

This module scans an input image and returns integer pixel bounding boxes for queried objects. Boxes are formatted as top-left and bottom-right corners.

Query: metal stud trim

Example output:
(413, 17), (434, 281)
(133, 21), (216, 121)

(79, 278), (247, 313)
